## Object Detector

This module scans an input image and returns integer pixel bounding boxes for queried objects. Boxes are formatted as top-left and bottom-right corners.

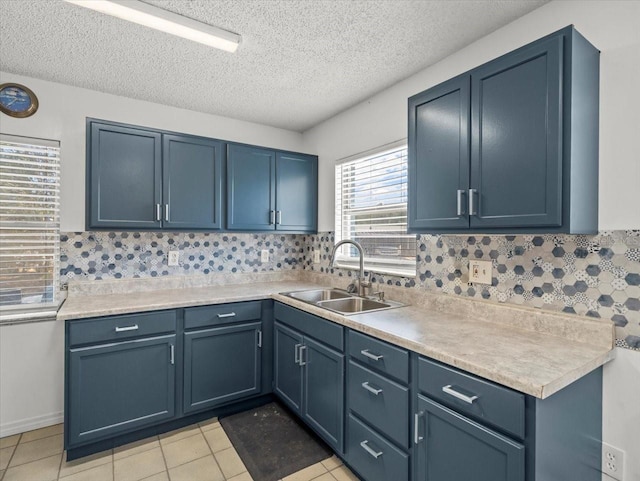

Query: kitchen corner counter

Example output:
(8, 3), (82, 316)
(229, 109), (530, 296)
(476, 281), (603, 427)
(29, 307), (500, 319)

(58, 279), (614, 399)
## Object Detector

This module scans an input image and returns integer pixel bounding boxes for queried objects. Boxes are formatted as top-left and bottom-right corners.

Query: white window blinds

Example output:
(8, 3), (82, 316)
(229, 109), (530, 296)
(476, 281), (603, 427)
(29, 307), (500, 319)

(0, 135), (60, 322)
(335, 143), (416, 277)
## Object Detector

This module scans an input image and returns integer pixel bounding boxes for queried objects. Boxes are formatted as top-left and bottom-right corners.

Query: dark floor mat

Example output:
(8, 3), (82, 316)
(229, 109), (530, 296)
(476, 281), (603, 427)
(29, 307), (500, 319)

(220, 402), (333, 481)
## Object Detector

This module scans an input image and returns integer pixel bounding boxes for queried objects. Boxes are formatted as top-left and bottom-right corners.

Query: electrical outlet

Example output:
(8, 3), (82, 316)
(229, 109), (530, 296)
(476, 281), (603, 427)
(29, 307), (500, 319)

(602, 442), (625, 481)
(313, 251), (320, 264)
(168, 250), (180, 267)
(261, 249), (269, 263)
(468, 260), (492, 285)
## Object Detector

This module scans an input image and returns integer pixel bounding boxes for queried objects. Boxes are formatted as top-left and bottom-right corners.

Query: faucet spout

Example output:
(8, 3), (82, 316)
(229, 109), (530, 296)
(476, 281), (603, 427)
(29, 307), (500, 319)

(329, 240), (370, 297)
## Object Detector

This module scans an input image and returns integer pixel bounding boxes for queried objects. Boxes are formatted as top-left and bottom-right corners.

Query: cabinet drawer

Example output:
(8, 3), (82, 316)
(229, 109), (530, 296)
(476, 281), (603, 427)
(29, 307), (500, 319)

(418, 357), (525, 439)
(184, 301), (261, 329)
(347, 414), (409, 481)
(274, 302), (344, 351)
(349, 330), (409, 383)
(348, 361), (409, 448)
(68, 310), (176, 347)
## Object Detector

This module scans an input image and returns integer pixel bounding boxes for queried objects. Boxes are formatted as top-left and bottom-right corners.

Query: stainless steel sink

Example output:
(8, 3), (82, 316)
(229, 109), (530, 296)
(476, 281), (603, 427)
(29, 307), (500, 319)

(281, 288), (404, 315)
(317, 297), (391, 313)
(286, 289), (352, 304)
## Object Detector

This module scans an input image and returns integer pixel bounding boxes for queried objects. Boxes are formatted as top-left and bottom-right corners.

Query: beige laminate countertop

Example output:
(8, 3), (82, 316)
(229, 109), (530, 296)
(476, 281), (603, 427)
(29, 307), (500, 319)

(57, 280), (614, 399)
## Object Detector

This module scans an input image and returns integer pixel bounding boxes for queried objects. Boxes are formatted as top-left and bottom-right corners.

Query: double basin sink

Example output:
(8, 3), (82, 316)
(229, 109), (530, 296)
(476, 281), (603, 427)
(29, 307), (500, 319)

(281, 288), (404, 315)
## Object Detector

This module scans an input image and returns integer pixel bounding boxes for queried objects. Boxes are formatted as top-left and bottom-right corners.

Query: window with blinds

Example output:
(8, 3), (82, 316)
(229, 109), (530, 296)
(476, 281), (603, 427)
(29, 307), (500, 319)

(334, 143), (416, 277)
(0, 135), (60, 322)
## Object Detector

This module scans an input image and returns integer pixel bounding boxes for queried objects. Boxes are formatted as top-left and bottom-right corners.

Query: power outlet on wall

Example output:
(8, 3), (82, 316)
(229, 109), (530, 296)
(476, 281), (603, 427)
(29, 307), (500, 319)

(602, 442), (625, 481)
(313, 251), (321, 264)
(261, 249), (270, 263)
(168, 250), (180, 267)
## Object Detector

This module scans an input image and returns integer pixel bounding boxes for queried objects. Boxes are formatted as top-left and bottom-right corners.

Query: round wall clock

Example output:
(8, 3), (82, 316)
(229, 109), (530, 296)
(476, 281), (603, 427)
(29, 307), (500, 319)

(0, 83), (39, 118)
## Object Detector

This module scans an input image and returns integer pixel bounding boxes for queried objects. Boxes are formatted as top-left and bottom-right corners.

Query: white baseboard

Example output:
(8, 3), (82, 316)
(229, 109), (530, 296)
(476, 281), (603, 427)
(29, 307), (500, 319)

(0, 411), (64, 438)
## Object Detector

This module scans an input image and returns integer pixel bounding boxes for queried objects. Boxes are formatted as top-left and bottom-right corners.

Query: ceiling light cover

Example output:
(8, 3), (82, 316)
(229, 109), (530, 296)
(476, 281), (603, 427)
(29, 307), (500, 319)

(64, 0), (241, 52)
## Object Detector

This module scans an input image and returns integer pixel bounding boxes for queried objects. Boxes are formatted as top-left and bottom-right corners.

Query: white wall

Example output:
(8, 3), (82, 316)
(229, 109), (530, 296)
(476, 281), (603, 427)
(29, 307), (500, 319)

(0, 71), (308, 232)
(304, 0), (640, 232)
(303, 1), (640, 477)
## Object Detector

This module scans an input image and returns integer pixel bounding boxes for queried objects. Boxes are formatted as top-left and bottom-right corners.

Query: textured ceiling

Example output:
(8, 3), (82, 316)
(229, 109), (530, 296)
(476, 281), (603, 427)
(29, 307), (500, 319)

(0, 0), (547, 131)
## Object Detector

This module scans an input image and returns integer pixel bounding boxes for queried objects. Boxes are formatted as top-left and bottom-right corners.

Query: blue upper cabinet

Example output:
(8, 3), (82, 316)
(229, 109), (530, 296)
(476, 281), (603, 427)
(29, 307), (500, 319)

(162, 134), (223, 230)
(88, 121), (162, 229)
(226, 144), (277, 231)
(408, 26), (599, 234)
(275, 152), (318, 232)
(227, 144), (318, 233)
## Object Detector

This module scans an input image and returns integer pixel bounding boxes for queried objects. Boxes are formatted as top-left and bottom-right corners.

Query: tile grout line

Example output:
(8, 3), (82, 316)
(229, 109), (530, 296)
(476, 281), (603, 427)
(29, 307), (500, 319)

(200, 424), (227, 480)
(157, 433), (171, 481)
(2, 433), (22, 479)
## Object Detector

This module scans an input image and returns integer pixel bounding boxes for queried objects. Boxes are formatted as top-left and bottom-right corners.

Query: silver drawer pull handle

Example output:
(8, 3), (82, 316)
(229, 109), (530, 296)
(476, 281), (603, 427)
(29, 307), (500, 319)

(216, 312), (236, 318)
(362, 382), (383, 395)
(156, 203), (161, 221)
(294, 343), (302, 364)
(414, 411), (425, 444)
(468, 189), (478, 216)
(115, 324), (139, 332)
(360, 349), (383, 361)
(299, 345), (307, 366)
(456, 189), (465, 216)
(360, 440), (383, 459)
(442, 384), (479, 404)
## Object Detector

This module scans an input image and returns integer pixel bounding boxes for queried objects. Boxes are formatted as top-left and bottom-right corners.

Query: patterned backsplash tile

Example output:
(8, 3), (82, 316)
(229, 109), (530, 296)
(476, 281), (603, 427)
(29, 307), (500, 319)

(60, 230), (639, 351)
(304, 231), (640, 351)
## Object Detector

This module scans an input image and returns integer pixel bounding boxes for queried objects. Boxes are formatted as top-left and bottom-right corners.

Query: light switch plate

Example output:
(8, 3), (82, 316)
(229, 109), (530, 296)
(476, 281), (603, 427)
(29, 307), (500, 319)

(313, 251), (320, 264)
(469, 260), (492, 285)
(261, 249), (269, 263)
(168, 251), (180, 267)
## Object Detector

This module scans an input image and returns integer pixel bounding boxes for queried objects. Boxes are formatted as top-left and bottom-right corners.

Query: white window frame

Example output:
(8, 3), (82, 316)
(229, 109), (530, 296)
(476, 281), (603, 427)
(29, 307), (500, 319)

(0, 134), (61, 324)
(334, 140), (416, 278)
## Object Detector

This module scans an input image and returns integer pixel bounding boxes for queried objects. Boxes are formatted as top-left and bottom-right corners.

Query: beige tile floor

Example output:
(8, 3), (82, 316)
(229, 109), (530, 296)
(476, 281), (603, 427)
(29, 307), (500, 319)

(0, 419), (359, 481)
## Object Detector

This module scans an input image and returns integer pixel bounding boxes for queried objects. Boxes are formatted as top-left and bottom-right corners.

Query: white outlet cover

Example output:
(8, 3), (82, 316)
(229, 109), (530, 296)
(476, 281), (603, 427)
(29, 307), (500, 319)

(261, 249), (269, 263)
(313, 251), (321, 264)
(469, 260), (492, 285)
(168, 251), (180, 267)
(602, 442), (625, 481)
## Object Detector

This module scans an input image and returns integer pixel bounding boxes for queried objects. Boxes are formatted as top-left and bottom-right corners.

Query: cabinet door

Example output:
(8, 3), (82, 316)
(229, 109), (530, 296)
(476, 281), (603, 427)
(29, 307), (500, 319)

(302, 337), (345, 452)
(408, 76), (470, 230)
(67, 335), (175, 446)
(415, 395), (524, 481)
(183, 322), (261, 414)
(273, 322), (303, 413)
(162, 134), (223, 230)
(227, 144), (276, 230)
(275, 152), (317, 232)
(88, 122), (162, 229)
(470, 35), (563, 228)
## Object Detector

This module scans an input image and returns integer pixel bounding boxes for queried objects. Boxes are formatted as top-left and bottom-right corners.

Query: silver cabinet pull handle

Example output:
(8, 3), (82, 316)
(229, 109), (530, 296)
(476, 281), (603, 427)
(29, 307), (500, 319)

(294, 343), (302, 364)
(216, 312), (236, 318)
(169, 344), (175, 365)
(276, 210), (282, 225)
(269, 210), (275, 225)
(442, 384), (479, 404)
(115, 324), (138, 332)
(156, 203), (161, 221)
(456, 189), (465, 216)
(362, 382), (383, 395)
(360, 440), (383, 459)
(414, 411), (425, 444)
(360, 349), (383, 361)
(257, 330), (262, 348)
(299, 345), (307, 366)
(468, 189), (477, 216)
(165, 204), (170, 221)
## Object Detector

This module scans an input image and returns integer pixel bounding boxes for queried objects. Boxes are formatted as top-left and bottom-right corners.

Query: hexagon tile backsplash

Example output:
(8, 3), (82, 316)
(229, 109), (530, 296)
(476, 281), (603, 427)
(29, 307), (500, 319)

(304, 231), (640, 352)
(60, 230), (640, 351)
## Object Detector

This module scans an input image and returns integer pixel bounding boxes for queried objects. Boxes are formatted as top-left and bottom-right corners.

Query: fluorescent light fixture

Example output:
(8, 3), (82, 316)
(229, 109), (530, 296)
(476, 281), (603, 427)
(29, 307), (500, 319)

(64, 0), (241, 52)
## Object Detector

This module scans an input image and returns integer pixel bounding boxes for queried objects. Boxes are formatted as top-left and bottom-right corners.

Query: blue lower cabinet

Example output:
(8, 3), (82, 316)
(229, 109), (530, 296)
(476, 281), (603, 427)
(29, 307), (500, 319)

(183, 322), (262, 414)
(414, 395), (524, 481)
(67, 334), (176, 446)
(273, 311), (345, 454)
(302, 337), (344, 452)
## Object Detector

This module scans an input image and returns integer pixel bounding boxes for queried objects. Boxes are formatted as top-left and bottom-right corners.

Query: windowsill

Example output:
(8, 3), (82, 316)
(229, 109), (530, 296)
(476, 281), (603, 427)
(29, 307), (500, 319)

(333, 259), (416, 279)
(0, 300), (62, 325)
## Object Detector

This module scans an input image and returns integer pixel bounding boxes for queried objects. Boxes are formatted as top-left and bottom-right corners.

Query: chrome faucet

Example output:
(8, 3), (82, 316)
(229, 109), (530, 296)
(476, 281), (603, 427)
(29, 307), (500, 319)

(329, 240), (370, 297)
